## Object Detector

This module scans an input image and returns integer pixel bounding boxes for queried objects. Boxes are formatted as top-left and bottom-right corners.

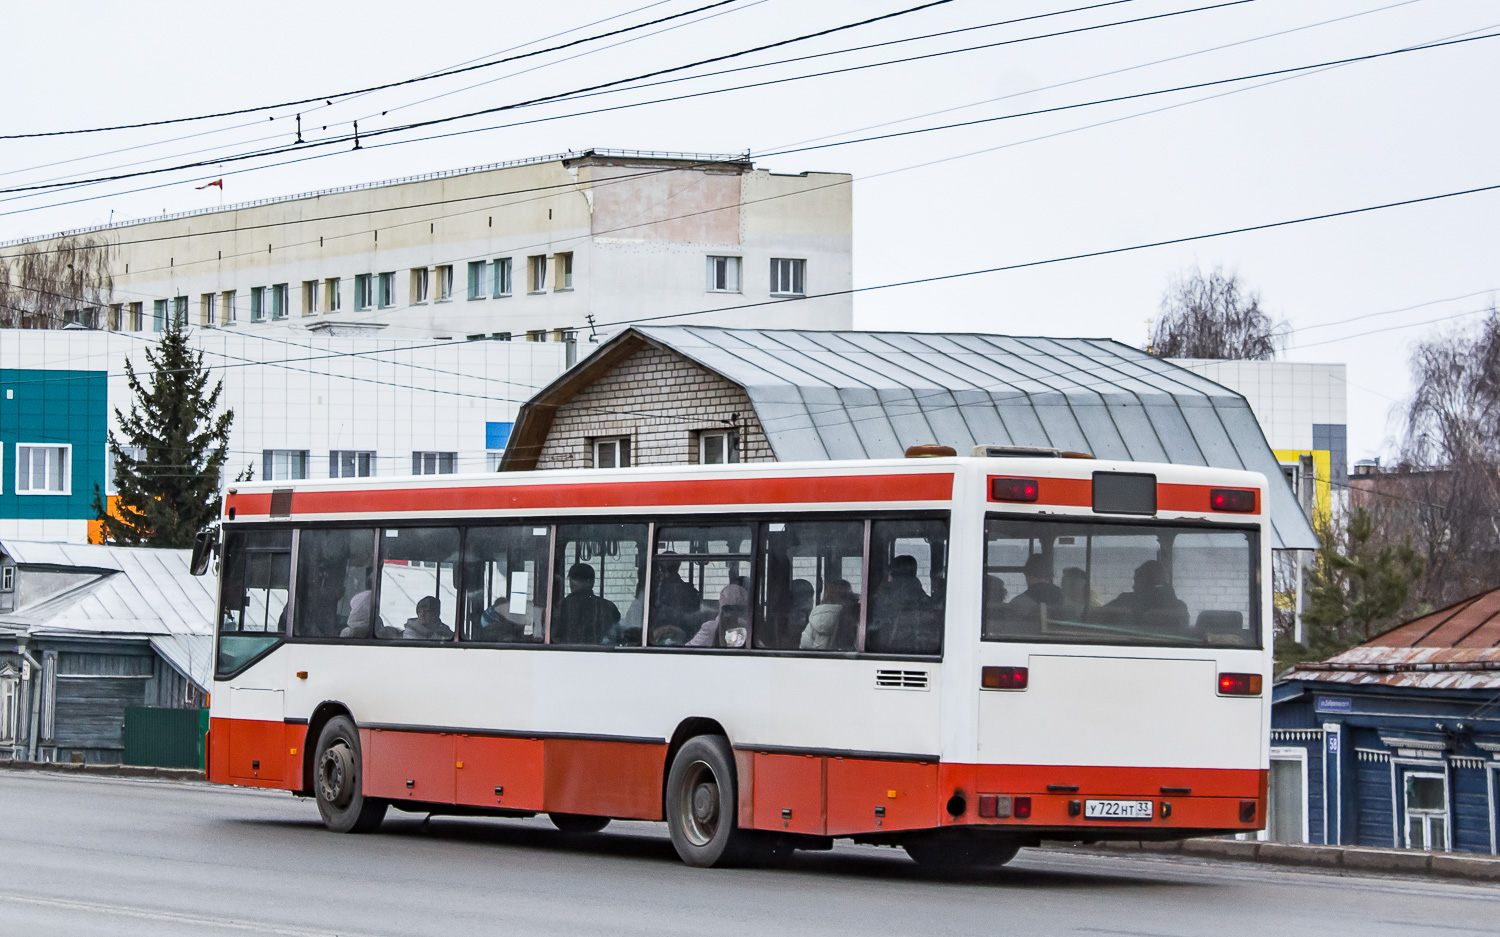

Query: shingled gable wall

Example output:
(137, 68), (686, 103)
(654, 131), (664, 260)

(533, 343), (775, 469)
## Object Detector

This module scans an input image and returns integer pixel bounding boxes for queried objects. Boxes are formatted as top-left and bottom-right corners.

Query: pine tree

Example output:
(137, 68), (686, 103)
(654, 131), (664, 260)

(92, 319), (233, 547)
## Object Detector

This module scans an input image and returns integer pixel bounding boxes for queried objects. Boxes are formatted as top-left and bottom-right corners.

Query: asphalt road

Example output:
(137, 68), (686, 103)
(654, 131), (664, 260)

(2, 771), (1497, 937)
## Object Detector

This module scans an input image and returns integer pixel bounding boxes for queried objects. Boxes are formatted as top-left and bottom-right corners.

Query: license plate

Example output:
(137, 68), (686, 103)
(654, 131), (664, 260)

(1084, 799), (1153, 820)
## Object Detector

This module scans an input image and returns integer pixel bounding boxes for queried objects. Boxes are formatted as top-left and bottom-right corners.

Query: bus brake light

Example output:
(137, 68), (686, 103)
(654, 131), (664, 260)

(982, 666), (1028, 690)
(1013, 796), (1032, 819)
(1210, 488), (1257, 512)
(1218, 672), (1262, 696)
(991, 478), (1039, 502)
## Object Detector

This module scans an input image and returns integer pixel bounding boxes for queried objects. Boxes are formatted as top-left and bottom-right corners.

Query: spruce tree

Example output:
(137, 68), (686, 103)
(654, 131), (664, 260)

(92, 319), (233, 547)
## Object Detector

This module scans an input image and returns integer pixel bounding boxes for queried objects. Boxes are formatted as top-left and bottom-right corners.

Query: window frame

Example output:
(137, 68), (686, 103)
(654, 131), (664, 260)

(555, 252), (574, 291)
(15, 443), (71, 496)
(220, 291), (236, 324)
(262, 449), (310, 481)
(270, 284), (288, 320)
(699, 431), (737, 465)
(412, 451), (458, 475)
(770, 257), (806, 297)
(302, 280), (319, 315)
(214, 525), (297, 679)
(377, 272), (396, 308)
(329, 450), (376, 478)
(354, 274), (373, 311)
(467, 261), (488, 301)
(706, 255), (742, 293)
(435, 264), (454, 302)
(527, 255), (547, 293)
(249, 287), (265, 323)
(593, 437), (631, 469)
(410, 267), (430, 305)
(492, 258), (513, 297)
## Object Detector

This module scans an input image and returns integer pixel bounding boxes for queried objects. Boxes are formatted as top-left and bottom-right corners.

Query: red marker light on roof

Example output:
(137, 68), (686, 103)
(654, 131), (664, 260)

(1218, 673), (1262, 696)
(992, 478), (1039, 502)
(1210, 488), (1257, 513)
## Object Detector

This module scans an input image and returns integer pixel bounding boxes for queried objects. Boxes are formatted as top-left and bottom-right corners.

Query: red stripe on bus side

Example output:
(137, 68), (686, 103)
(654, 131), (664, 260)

(989, 478), (1259, 515)
(226, 473), (955, 518)
(1159, 483), (1259, 514)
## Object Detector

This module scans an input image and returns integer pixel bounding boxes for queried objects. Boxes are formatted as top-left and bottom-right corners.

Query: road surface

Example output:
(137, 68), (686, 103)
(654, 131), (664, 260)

(1, 771), (1495, 936)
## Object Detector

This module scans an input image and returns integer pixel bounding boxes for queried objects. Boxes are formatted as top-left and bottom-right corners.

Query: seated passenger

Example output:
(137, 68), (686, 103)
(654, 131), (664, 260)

(801, 579), (857, 650)
(1008, 555), (1066, 612)
(402, 595), (454, 640)
(340, 577), (375, 638)
(868, 554), (937, 653)
(476, 595), (533, 642)
(686, 584), (749, 648)
(553, 563), (620, 645)
(1103, 560), (1189, 632)
(1059, 566), (1098, 614)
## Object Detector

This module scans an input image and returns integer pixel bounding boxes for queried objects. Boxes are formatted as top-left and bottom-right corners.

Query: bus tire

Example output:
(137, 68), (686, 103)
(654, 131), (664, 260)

(313, 715), (387, 834)
(549, 813), (611, 834)
(904, 833), (1020, 870)
(665, 735), (752, 868)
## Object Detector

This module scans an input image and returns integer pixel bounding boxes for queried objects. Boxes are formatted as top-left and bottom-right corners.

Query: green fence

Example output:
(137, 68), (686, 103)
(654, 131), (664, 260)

(122, 707), (209, 769)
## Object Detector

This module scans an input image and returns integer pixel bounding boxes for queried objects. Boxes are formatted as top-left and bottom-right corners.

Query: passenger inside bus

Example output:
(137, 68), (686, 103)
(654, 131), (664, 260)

(1100, 560), (1189, 632)
(868, 554), (941, 654)
(553, 563), (621, 645)
(686, 583), (749, 648)
(650, 552), (701, 635)
(1008, 554), (1066, 615)
(799, 578), (858, 650)
(401, 595), (453, 640)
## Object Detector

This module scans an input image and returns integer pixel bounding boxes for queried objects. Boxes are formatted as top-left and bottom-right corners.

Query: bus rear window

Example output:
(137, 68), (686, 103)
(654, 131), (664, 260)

(982, 517), (1257, 649)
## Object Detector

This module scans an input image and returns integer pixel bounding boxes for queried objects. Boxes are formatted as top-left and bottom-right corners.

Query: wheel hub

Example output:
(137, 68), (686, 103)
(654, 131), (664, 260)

(318, 742), (356, 809)
(692, 783), (718, 824)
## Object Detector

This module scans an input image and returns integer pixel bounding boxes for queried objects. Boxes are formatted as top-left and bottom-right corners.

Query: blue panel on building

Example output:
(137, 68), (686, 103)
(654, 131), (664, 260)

(485, 421), (513, 450)
(1312, 423), (1348, 479)
(0, 368), (108, 521)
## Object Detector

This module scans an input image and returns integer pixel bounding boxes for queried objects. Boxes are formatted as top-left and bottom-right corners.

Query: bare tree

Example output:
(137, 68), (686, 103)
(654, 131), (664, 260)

(1148, 266), (1284, 360)
(0, 235), (114, 329)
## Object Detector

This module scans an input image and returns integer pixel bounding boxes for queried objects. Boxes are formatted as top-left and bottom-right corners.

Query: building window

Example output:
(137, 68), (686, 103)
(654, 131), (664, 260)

(771, 258), (805, 296)
(355, 274), (373, 311)
(262, 449), (309, 481)
(706, 256), (741, 292)
(221, 291), (236, 324)
(485, 452), (505, 472)
(526, 330), (546, 342)
(1404, 773), (1449, 851)
(410, 268), (430, 305)
(493, 258), (512, 297)
(16, 444), (69, 494)
(302, 280), (319, 315)
(467, 261), (487, 300)
(699, 431), (737, 465)
(492, 332), (512, 341)
(435, 265), (453, 302)
(270, 284), (288, 320)
(0, 566), (11, 592)
(593, 437), (630, 469)
(108, 303), (123, 331)
(528, 255), (547, 293)
(378, 272), (395, 308)
(200, 293), (216, 326)
(555, 252), (573, 290)
(153, 299), (167, 331)
(330, 450), (375, 478)
(325, 278), (341, 312)
(412, 452), (457, 475)
(250, 287), (265, 322)
(128, 302), (143, 331)
(105, 444), (147, 496)
(172, 296), (187, 328)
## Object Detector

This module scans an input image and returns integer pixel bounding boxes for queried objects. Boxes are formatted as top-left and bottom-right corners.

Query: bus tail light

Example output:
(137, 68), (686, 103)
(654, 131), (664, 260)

(1210, 488), (1257, 512)
(1013, 796), (1032, 819)
(982, 666), (1028, 690)
(991, 478), (1039, 502)
(1218, 672), (1262, 696)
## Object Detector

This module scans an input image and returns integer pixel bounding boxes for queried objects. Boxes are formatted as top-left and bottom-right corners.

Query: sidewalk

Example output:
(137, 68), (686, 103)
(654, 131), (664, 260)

(0, 760), (204, 782)
(1070, 837), (1500, 883)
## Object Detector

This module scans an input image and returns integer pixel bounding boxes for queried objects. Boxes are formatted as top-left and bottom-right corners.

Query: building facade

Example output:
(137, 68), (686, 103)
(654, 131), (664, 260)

(0, 328), (568, 543)
(1, 149), (853, 342)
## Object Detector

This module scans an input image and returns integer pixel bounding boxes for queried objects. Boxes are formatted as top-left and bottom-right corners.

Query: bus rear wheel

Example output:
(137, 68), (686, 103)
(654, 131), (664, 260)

(665, 735), (757, 867)
(549, 813), (611, 834)
(904, 833), (1021, 870)
(313, 715), (387, 834)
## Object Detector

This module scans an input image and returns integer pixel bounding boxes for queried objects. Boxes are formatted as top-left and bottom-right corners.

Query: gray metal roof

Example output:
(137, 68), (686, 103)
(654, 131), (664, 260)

(0, 541), (215, 689)
(636, 326), (1316, 551)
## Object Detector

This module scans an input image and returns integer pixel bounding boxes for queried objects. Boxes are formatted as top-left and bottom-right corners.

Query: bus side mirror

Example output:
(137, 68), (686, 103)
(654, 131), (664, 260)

(190, 526), (218, 576)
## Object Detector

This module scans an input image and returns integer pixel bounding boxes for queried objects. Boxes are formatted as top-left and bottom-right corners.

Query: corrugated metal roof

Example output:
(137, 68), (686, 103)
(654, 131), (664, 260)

(634, 326), (1316, 550)
(0, 540), (215, 689)
(1365, 587), (1500, 648)
(1285, 645), (1500, 690)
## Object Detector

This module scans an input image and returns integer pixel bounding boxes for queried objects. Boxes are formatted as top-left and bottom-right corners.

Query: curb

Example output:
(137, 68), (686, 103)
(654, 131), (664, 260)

(1071, 838), (1500, 883)
(0, 760), (205, 782)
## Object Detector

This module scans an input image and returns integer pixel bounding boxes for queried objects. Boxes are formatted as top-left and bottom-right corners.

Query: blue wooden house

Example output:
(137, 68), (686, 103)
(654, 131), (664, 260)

(1271, 588), (1500, 852)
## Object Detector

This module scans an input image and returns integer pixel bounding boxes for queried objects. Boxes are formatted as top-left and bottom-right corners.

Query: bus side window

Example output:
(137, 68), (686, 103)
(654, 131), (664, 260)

(294, 528), (376, 639)
(376, 528), (460, 641)
(866, 519), (948, 656)
(754, 520), (864, 651)
(462, 525), (548, 643)
(553, 523), (648, 647)
(216, 529), (292, 676)
(649, 524), (753, 649)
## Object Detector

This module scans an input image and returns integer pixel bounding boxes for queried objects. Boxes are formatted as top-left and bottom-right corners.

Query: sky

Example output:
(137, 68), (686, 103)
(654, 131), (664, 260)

(1, 0), (1496, 466)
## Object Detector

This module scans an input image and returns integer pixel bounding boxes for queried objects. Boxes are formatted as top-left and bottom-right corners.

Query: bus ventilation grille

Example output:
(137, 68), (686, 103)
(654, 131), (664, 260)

(875, 669), (929, 690)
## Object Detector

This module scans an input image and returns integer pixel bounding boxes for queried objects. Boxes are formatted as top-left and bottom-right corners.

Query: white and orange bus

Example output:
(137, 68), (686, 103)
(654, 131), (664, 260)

(199, 450), (1270, 868)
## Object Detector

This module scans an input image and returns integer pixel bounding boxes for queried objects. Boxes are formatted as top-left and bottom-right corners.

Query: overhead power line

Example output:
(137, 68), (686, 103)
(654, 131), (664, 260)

(0, 0), (745, 140)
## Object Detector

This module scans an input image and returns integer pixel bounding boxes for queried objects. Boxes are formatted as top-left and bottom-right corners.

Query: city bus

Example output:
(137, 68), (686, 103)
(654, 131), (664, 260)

(198, 449), (1270, 868)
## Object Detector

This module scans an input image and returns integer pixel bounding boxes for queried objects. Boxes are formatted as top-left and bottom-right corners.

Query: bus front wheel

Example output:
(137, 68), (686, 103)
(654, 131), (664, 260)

(665, 735), (756, 867)
(313, 715), (387, 834)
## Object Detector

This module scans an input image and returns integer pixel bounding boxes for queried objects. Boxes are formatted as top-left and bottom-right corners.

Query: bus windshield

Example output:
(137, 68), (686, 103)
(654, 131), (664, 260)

(981, 516), (1258, 649)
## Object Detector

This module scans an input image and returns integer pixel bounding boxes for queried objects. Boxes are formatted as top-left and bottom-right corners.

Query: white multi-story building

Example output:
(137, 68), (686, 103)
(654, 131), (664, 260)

(1, 149), (854, 342)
